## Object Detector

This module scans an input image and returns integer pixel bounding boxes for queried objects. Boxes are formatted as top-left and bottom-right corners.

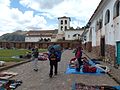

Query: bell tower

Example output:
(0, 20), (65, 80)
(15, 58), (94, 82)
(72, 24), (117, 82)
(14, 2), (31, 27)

(58, 16), (71, 34)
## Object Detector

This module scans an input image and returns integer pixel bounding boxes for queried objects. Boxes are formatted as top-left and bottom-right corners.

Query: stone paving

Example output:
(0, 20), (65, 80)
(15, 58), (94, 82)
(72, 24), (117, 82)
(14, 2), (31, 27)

(83, 50), (120, 85)
(4, 50), (119, 90)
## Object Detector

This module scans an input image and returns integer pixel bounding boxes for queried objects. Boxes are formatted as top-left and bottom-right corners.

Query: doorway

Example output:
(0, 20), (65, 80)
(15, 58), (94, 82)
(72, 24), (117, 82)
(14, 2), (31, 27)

(100, 37), (105, 56)
(117, 42), (120, 64)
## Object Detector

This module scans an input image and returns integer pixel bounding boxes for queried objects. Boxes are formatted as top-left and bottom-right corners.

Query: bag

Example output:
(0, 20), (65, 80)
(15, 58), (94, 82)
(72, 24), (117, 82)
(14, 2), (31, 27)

(56, 51), (62, 62)
(83, 65), (97, 73)
(49, 53), (57, 61)
(89, 67), (97, 73)
(83, 65), (89, 73)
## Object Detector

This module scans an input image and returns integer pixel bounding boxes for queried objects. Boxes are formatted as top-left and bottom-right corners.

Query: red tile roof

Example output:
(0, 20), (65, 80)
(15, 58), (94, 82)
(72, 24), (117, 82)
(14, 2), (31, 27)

(26, 30), (58, 37)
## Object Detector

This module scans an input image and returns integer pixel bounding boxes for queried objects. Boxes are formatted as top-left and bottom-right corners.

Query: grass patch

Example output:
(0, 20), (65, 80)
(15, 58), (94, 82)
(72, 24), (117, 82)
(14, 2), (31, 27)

(0, 49), (47, 62)
(38, 49), (47, 52)
(0, 49), (30, 57)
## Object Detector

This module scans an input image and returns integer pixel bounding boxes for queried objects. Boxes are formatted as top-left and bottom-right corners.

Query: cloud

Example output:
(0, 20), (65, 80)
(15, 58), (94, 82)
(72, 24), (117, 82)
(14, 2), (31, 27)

(0, 0), (48, 36)
(0, 0), (101, 36)
(19, 0), (63, 10)
(19, 0), (101, 27)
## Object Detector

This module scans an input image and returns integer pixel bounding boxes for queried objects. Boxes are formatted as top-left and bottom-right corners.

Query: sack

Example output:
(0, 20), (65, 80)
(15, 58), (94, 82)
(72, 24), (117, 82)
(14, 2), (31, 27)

(83, 65), (89, 73)
(89, 67), (97, 73)
(83, 65), (97, 73)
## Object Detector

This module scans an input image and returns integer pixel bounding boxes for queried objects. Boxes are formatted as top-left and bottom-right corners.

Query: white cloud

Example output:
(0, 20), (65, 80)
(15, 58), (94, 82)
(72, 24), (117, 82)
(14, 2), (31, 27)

(0, 0), (101, 36)
(19, 0), (101, 27)
(0, 0), (48, 36)
(19, 0), (63, 10)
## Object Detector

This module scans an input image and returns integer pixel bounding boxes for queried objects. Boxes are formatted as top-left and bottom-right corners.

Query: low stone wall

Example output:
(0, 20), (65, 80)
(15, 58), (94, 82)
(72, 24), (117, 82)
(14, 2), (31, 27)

(86, 42), (92, 52)
(0, 41), (80, 49)
(105, 44), (115, 65)
(91, 45), (116, 65)
(92, 46), (101, 58)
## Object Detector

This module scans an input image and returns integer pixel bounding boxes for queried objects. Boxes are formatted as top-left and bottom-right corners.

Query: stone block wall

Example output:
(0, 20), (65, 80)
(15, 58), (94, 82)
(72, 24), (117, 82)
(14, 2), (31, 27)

(92, 46), (101, 58)
(91, 44), (116, 65)
(105, 44), (115, 65)
(86, 42), (92, 52)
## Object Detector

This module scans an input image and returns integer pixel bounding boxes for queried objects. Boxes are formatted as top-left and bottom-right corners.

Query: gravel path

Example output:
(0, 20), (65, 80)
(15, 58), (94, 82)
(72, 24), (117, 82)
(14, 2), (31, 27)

(5, 50), (119, 90)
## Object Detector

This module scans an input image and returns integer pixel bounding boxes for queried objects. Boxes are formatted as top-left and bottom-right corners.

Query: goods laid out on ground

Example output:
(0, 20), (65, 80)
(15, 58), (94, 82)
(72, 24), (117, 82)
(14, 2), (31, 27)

(0, 61), (6, 67)
(0, 71), (22, 89)
(0, 79), (22, 90)
(72, 83), (120, 90)
(66, 57), (110, 74)
(38, 53), (48, 61)
(0, 72), (18, 79)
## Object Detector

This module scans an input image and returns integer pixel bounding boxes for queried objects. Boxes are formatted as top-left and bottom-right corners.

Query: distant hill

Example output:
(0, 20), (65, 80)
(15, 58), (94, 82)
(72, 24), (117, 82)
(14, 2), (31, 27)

(0, 30), (27, 42)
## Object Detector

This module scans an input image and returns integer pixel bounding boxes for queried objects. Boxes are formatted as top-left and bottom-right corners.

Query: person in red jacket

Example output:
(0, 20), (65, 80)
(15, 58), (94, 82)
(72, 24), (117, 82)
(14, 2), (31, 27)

(75, 46), (83, 72)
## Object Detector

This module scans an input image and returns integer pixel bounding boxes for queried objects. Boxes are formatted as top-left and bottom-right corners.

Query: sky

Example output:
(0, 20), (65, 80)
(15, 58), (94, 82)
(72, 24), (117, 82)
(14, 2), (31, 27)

(0, 0), (101, 36)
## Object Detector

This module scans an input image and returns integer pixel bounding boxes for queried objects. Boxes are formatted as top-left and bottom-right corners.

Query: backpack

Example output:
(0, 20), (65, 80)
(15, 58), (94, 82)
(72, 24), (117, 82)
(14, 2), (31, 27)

(49, 53), (57, 61)
(56, 51), (62, 62)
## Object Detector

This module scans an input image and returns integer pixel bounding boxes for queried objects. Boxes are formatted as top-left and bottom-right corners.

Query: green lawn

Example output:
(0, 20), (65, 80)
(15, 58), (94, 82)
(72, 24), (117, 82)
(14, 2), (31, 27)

(0, 49), (47, 62)
(0, 49), (31, 62)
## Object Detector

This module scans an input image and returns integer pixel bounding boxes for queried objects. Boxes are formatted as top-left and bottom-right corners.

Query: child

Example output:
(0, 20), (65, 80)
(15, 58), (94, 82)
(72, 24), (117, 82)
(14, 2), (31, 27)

(48, 48), (58, 78)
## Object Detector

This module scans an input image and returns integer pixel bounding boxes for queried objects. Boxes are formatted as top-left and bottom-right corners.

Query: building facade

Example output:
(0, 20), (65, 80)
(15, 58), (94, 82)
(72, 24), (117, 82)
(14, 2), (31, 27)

(25, 30), (58, 42)
(25, 16), (84, 42)
(84, 0), (120, 66)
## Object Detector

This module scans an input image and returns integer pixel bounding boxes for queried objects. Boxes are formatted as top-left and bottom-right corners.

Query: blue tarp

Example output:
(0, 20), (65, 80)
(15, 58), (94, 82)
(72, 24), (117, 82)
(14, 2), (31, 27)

(65, 65), (104, 75)
(65, 59), (105, 75)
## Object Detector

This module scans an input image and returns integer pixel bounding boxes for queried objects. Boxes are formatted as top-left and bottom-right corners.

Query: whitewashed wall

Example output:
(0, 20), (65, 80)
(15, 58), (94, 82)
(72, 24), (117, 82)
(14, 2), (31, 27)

(25, 37), (51, 42)
(90, 21), (97, 47)
(65, 30), (84, 40)
(58, 18), (70, 34)
(88, 0), (120, 46)
(102, 0), (116, 45)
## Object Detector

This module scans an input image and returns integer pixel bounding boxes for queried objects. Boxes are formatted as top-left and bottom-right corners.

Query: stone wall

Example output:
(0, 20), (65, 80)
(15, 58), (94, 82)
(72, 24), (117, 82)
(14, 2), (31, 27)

(86, 42), (92, 52)
(0, 41), (79, 49)
(92, 46), (101, 58)
(105, 44), (115, 65)
(91, 45), (116, 65)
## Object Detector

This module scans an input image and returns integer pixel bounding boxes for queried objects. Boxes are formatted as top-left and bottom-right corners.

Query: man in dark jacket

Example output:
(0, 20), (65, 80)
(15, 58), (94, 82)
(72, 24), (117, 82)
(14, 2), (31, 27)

(48, 48), (58, 78)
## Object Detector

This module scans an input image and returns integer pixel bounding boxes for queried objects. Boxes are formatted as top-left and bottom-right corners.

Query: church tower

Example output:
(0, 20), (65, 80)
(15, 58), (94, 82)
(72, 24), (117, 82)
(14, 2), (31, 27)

(58, 16), (71, 34)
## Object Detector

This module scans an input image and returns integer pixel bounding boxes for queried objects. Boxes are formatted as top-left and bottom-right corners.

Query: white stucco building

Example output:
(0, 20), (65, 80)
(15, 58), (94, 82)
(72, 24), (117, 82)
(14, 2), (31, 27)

(57, 16), (84, 41)
(84, 0), (120, 66)
(25, 16), (84, 42)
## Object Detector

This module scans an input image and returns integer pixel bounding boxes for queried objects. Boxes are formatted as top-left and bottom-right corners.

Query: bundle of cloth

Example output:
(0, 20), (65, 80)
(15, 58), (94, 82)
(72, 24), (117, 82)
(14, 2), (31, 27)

(38, 53), (48, 61)
(48, 44), (62, 62)
(72, 83), (120, 90)
(0, 61), (5, 67)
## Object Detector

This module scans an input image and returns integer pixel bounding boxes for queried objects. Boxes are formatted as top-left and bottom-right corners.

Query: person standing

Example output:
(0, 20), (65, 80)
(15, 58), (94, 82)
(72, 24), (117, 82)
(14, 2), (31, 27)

(75, 46), (83, 72)
(48, 47), (58, 78)
(32, 46), (39, 71)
